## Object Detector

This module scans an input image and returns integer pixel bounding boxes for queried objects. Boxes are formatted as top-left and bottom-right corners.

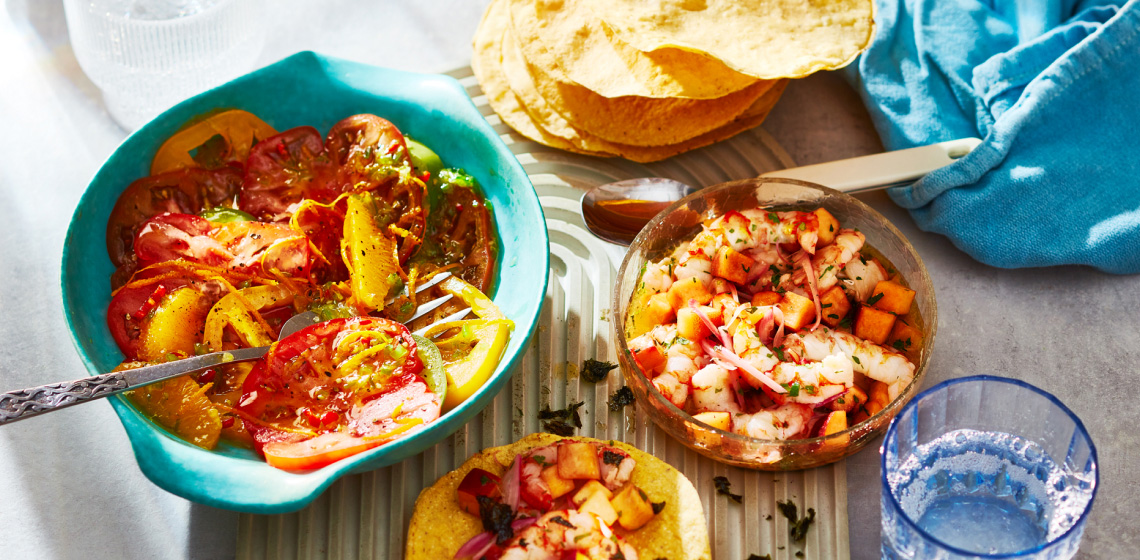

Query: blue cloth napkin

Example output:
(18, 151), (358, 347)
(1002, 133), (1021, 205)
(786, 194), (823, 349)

(847, 0), (1140, 273)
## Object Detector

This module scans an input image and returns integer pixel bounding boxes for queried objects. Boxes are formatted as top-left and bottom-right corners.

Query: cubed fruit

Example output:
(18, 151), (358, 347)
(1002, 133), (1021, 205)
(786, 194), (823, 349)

(667, 277), (713, 310)
(559, 552), (588, 560)
(870, 280), (916, 315)
(818, 285), (851, 328)
(865, 381), (890, 415)
(456, 468), (501, 516)
(541, 466), (576, 499)
(676, 307), (711, 341)
(711, 277), (733, 294)
(713, 246), (755, 285)
(643, 292), (676, 327)
(577, 489), (618, 526)
(557, 442), (601, 480)
(814, 208), (840, 246)
(632, 345), (667, 375)
(854, 305), (895, 344)
(572, 480), (613, 507)
(817, 411), (849, 452)
(778, 291), (816, 331)
(610, 485), (657, 531)
(692, 411), (731, 431)
(829, 386), (867, 413)
(751, 291), (782, 307)
(888, 320), (924, 360)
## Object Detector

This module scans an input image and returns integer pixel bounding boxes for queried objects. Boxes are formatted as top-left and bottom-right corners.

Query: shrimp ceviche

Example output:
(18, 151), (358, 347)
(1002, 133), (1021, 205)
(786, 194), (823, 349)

(104, 110), (512, 469)
(625, 206), (923, 447)
(406, 434), (710, 560)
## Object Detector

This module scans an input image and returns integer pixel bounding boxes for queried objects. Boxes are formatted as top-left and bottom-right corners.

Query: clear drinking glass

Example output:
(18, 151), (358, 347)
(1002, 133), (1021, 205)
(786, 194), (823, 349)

(881, 376), (1098, 559)
(63, 0), (268, 130)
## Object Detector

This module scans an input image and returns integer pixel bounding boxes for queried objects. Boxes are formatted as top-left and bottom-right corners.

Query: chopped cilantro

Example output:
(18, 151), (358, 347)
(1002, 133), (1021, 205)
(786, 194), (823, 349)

(767, 212), (779, 224)
(550, 515), (575, 528)
(652, 501), (666, 515)
(867, 292), (884, 305)
(773, 346), (786, 361)
(851, 356), (861, 365)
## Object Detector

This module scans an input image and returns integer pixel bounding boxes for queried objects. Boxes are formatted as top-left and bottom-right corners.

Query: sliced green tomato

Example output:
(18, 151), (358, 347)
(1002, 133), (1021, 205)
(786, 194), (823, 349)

(426, 318), (513, 411)
(406, 139), (443, 177)
(200, 206), (255, 223)
(412, 334), (447, 403)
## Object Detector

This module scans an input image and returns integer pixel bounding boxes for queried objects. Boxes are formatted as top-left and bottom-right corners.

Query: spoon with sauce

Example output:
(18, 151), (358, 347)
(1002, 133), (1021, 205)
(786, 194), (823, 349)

(581, 137), (980, 245)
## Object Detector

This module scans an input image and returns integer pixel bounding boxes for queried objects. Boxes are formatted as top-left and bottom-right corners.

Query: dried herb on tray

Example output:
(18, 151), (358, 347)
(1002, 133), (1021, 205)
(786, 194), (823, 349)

(608, 386), (635, 411)
(581, 359), (618, 383)
(777, 499), (816, 542)
(747, 555), (773, 560)
(712, 476), (743, 503)
(539, 401), (584, 436)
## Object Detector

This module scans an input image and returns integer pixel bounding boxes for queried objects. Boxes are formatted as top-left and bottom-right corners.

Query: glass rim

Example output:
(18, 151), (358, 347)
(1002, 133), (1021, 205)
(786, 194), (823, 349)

(879, 374), (1100, 558)
(613, 176), (937, 449)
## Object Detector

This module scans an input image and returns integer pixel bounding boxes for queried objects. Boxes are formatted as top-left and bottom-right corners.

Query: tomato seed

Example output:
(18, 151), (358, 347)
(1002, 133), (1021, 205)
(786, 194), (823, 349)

(197, 368), (217, 384)
(320, 411), (339, 425)
(221, 416), (235, 429)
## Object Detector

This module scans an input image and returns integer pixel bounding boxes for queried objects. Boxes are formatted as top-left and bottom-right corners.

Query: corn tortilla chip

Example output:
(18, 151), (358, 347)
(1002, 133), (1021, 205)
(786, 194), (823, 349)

(507, 0), (758, 99)
(405, 433), (712, 560)
(594, 0), (875, 79)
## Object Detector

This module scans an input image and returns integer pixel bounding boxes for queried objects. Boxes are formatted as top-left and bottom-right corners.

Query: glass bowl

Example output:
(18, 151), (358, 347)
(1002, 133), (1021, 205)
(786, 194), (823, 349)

(613, 177), (937, 470)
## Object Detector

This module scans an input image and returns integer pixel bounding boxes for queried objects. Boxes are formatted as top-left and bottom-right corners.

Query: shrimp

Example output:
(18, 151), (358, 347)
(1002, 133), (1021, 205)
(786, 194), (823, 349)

(732, 403), (811, 440)
(652, 372), (689, 408)
(736, 209), (820, 253)
(798, 228), (864, 290)
(640, 260), (673, 293)
(841, 253), (888, 302)
(596, 444), (636, 490)
(791, 327), (915, 386)
(770, 353), (855, 388)
(673, 252), (713, 287)
(500, 510), (639, 560)
(691, 364), (741, 414)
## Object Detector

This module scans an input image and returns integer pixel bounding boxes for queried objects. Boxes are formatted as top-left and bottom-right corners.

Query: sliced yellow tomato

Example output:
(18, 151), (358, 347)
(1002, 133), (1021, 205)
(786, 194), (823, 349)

(438, 275), (504, 320)
(203, 285), (294, 351)
(150, 109), (278, 175)
(342, 192), (400, 311)
(137, 286), (212, 361)
(425, 318), (513, 411)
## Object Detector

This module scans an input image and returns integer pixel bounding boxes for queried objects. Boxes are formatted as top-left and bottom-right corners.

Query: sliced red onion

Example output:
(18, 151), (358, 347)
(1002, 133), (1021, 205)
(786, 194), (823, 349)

(756, 308), (775, 347)
(690, 299), (731, 348)
(501, 455), (522, 513)
(454, 532), (494, 560)
(512, 517), (538, 531)
(728, 369), (748, 409)
(813, 388), (849, 409)
(772, 307), (787, 349)
(728, 282), (739, 304)
(710, 344), (786, 394)
(798, 253), (823, 332)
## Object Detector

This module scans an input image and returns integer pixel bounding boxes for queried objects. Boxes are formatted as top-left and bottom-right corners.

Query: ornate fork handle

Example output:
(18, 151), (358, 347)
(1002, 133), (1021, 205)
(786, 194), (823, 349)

(0, 372), (131, 424)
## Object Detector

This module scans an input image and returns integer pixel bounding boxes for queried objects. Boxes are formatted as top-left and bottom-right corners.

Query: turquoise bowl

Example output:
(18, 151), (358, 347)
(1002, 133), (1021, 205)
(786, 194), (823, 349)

(61, 52), (547, 514)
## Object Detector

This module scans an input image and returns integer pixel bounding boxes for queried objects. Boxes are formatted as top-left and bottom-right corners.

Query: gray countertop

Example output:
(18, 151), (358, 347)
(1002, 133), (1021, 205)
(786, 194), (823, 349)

(1, 1), (1132, 558)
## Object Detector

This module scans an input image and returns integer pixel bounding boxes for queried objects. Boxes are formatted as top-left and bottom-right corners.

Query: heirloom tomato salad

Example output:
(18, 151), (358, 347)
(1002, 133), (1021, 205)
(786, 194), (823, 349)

(105, 110), (513, 470)
(626, 206), (923, 449)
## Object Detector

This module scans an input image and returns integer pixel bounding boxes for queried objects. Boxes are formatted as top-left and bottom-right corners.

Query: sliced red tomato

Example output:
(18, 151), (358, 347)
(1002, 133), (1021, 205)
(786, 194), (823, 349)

(131, 213), (311, 279)
(134, 213), (213, 266)
(419, 186), (496, 292)
(238, 317), (439, 470)
(290, 198), (349, 283)
(106, 167), (243, 286)
(239, 126), (334, 218)
(324, 114), (409, 192)
(107, 277), (192, 359)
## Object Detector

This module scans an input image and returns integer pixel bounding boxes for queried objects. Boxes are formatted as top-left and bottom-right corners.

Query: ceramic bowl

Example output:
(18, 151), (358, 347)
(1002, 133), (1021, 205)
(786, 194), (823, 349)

(613, 178), (936, 470)
(61, 52), (547, 513)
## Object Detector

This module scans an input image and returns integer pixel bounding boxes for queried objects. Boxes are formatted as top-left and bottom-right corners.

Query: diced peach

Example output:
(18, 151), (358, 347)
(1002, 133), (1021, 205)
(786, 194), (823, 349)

(578, 489), (618, 526)
(854, 305), (895, 344)
(572, 480), (612, 507)
(676, 307), (711, 341)
(818, 411), (849, 452)
(778, 291), (816, 331)
(888, 320), (924, 360)
(814, 208), (840, 246)
(610, 485), (656, 530)
(557, 442), (600, 480)
(817, 285), (851, 328)
(667, 277), (713, 310)
(692, 411), (731, 431)
(632, 345), (667, 375)
(541, 466), (576, 499)
(870, 280), (915, 315)
(865, 381), (890, 416)
(713, 246), (755, 285)
(641, 292), (676, 326)
(829, 386), (867, 413)
(751, 291), (782, 307)
(456, 468), (501, 516)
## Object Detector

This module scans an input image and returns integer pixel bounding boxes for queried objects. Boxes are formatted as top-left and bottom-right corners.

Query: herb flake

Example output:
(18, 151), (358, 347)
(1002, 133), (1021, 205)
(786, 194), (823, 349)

(608, 386), (636, 411)
(777, 499), (817, 542)
(539, 401), (584, 435)
(581, 359), (618, 383)
(713, 476), (743, 504)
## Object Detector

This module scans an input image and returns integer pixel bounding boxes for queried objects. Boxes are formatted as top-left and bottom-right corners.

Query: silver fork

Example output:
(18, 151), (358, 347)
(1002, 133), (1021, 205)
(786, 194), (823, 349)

(0, 272), (471, 425)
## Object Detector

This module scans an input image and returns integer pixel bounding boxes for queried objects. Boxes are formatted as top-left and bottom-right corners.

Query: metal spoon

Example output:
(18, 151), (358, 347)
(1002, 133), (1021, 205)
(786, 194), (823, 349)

(581, 137), (981, 245)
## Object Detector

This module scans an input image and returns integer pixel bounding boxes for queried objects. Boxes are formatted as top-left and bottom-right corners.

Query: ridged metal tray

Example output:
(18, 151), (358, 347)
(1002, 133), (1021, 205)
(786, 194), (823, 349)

(236, 67), (850, 560)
